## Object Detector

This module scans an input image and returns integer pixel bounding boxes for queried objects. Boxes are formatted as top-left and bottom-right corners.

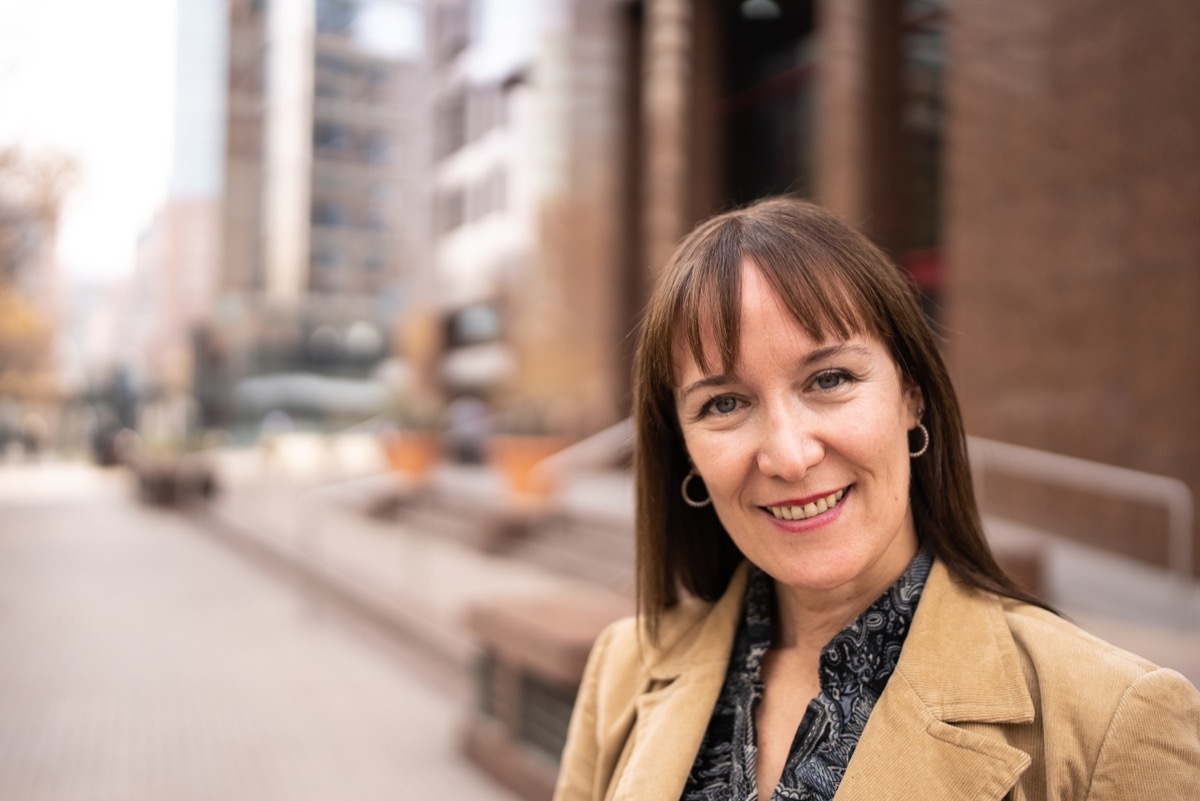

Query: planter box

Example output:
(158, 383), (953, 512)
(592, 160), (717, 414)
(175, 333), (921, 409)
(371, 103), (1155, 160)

(462, 590), (632, 801)
(487, 435), (571, 501)
(132, 453), (217, 507)
(379, 430), (441, 478)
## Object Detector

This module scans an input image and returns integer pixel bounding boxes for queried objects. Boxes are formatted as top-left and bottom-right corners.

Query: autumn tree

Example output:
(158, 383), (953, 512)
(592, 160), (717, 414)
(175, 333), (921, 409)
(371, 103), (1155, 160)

(0, 147), (78, 400)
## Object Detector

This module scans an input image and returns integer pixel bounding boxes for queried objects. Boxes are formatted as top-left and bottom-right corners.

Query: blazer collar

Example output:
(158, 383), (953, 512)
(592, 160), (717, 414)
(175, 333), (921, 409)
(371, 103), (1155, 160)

(894, 559), (1035, 723)
(640, 558), (1036, 715)
(833, 559), (1036, 800)
(612, 559), (1038, 801)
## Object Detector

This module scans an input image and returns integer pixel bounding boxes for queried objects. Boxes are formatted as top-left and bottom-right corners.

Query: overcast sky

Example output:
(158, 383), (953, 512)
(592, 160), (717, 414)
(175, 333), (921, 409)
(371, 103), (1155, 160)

(0, 0), (546, 284)
(0, 0), (176, 282)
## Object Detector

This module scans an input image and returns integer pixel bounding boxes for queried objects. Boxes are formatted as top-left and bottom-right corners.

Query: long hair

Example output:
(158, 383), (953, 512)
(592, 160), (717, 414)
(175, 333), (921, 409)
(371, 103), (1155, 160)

(633, 197), (1046, 641)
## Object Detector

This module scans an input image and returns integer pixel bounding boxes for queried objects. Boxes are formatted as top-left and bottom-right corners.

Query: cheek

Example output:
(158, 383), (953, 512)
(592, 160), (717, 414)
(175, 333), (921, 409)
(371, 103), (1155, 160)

(683, 432), (749, 494)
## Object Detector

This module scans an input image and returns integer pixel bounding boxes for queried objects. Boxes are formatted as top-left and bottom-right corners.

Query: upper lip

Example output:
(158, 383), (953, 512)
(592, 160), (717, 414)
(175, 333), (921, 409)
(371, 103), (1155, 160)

(762, 486), (849, 507)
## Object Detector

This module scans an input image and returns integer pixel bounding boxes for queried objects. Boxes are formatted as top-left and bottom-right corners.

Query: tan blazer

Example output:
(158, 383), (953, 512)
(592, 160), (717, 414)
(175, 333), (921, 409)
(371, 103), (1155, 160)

(553, 559), (1200, 801)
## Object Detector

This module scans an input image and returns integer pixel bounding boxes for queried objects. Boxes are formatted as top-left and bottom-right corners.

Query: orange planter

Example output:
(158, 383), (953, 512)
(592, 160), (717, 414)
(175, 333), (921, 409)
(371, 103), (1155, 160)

(380, 430), (441, 477)
(488, 434), (570, 499)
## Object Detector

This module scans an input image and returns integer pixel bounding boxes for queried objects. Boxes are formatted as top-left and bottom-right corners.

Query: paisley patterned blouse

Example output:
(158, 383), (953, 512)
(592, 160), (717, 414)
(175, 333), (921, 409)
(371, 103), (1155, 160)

(680, 549), (933, 801)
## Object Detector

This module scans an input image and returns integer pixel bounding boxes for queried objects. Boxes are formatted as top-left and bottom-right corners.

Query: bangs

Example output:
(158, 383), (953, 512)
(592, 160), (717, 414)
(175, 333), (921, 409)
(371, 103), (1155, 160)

(669, 219), (884, 383)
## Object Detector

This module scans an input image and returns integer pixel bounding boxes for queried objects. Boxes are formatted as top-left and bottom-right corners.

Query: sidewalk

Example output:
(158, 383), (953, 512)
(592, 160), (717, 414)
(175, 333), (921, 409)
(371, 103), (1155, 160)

(194, 432), (1200, 688)
(0, 459), (526, 801)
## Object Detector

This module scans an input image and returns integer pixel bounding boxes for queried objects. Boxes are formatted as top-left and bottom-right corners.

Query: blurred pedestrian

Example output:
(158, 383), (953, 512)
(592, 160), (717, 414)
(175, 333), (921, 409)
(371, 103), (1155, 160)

(554, 198), (1200, 801)
(445, 394), (490, 464)
(19, 411), (48, 459)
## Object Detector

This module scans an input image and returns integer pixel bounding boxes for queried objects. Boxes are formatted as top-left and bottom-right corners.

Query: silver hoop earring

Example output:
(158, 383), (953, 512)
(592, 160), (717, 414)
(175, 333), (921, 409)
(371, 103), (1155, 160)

(909, 422), (930, 458)
(681, 469), (712, 508)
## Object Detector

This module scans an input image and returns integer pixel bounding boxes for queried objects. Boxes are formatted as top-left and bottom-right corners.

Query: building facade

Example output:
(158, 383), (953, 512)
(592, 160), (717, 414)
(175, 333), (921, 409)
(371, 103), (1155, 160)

(427, 0), (639, 433)
(943, 0), (1200, 574)
(211, 0), (428, 428)
(427, 0), (1199, 572)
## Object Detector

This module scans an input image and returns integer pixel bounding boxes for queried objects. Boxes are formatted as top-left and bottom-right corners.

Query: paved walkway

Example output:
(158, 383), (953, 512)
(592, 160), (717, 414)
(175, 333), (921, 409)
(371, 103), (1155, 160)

(0, 460), (521, 801)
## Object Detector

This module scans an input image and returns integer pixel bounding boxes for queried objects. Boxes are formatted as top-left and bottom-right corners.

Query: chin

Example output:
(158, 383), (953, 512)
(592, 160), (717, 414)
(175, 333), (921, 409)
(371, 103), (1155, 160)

(754, 534), (916, 598)
(759, 555), (870, 593)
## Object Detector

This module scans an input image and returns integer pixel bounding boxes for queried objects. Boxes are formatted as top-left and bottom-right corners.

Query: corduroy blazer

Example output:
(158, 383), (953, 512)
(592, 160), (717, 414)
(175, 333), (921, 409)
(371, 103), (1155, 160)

(552, 559), (1200, 801)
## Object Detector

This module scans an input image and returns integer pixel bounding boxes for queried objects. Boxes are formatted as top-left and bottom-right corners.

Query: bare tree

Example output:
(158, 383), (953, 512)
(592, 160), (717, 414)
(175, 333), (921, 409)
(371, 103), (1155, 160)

(0, 147), (78, 282)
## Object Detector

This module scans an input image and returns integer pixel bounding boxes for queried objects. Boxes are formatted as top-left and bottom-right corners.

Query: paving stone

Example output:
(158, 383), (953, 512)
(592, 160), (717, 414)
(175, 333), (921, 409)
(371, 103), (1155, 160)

(0, 462), (520, 801)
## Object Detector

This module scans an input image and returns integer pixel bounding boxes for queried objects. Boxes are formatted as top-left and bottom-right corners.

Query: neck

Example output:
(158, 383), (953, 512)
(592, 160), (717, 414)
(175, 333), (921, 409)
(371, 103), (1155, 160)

(771, 536), (918, 651)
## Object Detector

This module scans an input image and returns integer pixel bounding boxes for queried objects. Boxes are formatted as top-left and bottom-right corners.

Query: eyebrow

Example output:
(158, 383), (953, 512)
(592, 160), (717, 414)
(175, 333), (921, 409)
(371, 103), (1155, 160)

(677, 342), (873, 400)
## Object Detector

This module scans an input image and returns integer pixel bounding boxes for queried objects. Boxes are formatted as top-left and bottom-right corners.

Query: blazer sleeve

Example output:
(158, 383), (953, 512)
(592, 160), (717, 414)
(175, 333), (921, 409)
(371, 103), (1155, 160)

(553, 623), (617, 801)
(1086, 667), (1200, 799)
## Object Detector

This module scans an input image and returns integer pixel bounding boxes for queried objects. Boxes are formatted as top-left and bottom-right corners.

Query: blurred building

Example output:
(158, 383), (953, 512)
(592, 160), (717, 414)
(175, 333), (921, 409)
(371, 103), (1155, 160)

(427, 0), (639, 432)
(223, 0), (267, 297)
(427, 0), (525, 400)
(424, 0), (1199, 574)
(225, 0), (428, 300)
(208, 0), (427, 429)
(145, 0), (229, 400)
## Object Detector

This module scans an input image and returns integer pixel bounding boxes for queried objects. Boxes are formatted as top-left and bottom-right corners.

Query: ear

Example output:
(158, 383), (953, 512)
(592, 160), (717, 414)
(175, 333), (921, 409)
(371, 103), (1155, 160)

(902, 378), (925, 427)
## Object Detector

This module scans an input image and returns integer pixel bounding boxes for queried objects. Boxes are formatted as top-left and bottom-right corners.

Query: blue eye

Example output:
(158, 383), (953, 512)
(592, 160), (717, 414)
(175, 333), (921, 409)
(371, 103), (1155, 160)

(701, 395), (740, 416)
(814, 370), (848, 390)
(712, 396), (738, 414)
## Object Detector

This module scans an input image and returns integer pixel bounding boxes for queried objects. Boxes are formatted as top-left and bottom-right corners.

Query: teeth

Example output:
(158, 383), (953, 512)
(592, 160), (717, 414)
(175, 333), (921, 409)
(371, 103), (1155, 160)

(768, 488), (847, 521)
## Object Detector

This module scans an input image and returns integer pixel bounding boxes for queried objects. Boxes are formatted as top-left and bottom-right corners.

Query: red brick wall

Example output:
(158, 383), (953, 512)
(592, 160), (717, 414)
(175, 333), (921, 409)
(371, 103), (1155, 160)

(944, 0), (1200, 572)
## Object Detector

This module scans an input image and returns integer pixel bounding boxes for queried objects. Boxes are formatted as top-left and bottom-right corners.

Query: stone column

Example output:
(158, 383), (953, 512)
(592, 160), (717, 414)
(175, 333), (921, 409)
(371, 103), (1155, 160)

(642, 0), (692, 277)
(815, 0), (905, 257)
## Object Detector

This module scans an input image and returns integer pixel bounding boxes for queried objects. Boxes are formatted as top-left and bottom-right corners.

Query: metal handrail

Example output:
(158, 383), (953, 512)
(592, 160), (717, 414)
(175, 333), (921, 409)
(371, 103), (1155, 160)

(531, 417), (635, 480)
(968, 436), (1196, 627)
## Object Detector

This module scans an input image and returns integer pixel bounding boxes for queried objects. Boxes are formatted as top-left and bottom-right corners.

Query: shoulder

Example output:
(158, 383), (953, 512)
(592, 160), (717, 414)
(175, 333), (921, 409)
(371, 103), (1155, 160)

(910, 560), (1198, 736)
(920, 559), (1192, 702)
(998, 598), (1200, 789)
(999, 599), (1188, 698)
(914, 568), (1200, 793)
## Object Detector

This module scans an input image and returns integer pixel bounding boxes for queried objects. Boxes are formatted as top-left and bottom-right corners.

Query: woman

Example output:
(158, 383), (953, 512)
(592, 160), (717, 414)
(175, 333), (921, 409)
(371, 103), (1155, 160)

(553, 198), (1199, 801)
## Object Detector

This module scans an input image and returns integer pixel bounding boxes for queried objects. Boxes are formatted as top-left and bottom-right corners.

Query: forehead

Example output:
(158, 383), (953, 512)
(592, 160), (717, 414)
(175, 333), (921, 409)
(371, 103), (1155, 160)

(671, 259), (868, 382)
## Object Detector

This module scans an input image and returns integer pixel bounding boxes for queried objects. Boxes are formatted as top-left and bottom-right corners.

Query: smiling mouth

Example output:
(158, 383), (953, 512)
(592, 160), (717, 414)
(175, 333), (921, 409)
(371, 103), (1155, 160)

(764, 487), (848, 521)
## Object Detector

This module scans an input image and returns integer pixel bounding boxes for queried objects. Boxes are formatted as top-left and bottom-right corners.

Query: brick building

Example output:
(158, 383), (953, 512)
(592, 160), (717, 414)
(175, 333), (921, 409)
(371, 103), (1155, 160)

(462, 0), (1200, 572)
(943, 0), (1200, 574)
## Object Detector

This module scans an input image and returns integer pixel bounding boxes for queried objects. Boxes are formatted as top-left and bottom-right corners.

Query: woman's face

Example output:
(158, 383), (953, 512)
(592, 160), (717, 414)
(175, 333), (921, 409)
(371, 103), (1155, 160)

(674, 262), (922, 603)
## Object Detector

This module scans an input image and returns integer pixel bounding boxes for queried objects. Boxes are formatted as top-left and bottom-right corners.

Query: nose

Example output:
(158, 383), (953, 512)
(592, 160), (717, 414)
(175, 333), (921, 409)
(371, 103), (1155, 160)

(754, 402), (824, 480)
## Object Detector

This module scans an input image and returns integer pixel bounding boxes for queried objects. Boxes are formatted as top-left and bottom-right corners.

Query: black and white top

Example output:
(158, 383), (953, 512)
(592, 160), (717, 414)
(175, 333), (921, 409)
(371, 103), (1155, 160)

(681, 549), (933, 801)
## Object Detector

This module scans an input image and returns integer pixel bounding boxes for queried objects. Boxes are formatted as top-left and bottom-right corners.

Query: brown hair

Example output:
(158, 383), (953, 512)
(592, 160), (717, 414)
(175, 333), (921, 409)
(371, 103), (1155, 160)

(633, 197), (1045, 640)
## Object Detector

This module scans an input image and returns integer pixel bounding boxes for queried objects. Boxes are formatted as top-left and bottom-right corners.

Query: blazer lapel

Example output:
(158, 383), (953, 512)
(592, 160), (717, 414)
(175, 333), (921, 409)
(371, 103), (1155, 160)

(606, 663), (729, 801)
(607, 566), (751, 801)
(604, 560), (1038, 801)
(834, 560), (1035, 800)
